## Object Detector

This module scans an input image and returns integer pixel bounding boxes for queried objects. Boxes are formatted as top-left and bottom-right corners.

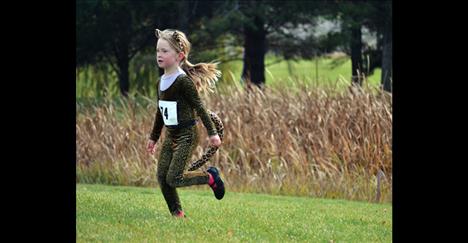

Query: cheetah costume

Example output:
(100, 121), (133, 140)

(150, 69), (224, 216)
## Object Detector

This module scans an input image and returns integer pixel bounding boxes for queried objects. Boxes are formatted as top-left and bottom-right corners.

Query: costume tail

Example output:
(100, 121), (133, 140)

(187, 110), (224, 171)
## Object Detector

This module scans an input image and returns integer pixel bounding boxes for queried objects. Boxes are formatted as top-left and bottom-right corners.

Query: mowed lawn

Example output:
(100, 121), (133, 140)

(77, 184), (392, 242)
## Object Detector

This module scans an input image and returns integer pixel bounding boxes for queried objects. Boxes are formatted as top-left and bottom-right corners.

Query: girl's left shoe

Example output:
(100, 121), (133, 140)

(207, 166), (225, 200)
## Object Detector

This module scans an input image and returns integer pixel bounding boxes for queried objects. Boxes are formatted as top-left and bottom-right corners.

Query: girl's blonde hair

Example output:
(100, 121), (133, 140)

(155, 28), (221, 92)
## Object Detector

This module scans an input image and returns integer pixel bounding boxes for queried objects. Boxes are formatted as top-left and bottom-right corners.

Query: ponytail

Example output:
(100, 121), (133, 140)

(181, 59), (221, 93)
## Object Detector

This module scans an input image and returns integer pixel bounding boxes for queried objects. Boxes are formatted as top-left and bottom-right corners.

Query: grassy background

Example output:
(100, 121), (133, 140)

(77, 184), (392, 242)
(76, 54), (382, 99)
(76, 83), (392, 203)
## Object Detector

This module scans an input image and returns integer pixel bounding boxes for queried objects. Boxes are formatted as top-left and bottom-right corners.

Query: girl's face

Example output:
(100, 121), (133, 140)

(156, 39), (184, 69)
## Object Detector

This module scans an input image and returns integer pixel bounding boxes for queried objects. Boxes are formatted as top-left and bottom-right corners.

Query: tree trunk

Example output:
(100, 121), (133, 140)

(241, 15), (266, 88)
(381, 19), (392, 92)
(117, 47), (130, 97)
(350, 23), (363, 86)
(158, 67), (164, 77)
(178, 1), (190, 33)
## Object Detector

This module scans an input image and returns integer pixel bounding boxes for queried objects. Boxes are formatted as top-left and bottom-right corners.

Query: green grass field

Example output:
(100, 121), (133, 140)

(77, 184), (392, 242)
(221, 54), (381, 89)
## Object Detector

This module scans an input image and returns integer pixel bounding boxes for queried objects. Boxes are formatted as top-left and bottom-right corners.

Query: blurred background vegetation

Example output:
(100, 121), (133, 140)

(76, 0), (392, 202)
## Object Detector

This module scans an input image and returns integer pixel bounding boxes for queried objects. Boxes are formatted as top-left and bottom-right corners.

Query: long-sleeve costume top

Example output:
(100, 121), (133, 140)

(150, 70), (217, 142)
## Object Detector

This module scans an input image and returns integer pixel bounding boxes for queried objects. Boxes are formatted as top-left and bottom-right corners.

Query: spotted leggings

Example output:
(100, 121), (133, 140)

(156, 125), (210, 214)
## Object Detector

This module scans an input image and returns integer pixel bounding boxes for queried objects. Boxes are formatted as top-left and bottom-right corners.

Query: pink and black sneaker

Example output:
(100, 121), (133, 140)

(172, 209), (185, 218)
(207, 166), (225, 200)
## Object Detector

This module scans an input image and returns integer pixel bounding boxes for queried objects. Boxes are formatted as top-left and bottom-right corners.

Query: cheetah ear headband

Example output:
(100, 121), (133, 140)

(155, 29), (162, 39)
(155, 29), (184, 52)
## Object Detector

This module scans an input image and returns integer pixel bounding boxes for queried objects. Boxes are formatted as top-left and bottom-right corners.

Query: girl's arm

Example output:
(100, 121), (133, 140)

(149, 107), (164, 142)
(149, 80), (164, 142)
(180, 76), (217, 136)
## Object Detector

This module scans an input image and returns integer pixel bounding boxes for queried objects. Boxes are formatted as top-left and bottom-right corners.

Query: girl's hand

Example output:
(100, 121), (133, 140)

(147, 139), (156, 154)
(209, 134), (222, 147)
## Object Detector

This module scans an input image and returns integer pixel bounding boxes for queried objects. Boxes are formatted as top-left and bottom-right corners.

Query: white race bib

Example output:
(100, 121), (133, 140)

(158, 100), (178, 125)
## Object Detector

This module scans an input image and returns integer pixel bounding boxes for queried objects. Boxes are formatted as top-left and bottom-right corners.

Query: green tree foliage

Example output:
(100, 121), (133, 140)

(76, 0), (172, 96)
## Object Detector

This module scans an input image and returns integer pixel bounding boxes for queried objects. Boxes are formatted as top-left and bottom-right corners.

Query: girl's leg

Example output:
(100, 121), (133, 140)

(166, 126), (210, 188)
(157, 138), (182, 214)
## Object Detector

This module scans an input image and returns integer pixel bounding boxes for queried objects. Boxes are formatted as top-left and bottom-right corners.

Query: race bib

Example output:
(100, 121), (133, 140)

(158, 100), (178, 125)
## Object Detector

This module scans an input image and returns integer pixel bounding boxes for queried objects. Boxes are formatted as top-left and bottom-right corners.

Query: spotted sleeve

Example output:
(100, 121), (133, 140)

(179, 75), (218, 136)
(149, 80), (164, 141)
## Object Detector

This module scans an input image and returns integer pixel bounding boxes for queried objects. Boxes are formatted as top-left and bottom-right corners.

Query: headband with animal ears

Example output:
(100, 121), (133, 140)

(155, 29), (162, 39)
(155, 28), (184, 52)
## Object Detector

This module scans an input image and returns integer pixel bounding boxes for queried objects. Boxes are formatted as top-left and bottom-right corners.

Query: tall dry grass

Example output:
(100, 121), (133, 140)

(76, 81), (392, 203)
